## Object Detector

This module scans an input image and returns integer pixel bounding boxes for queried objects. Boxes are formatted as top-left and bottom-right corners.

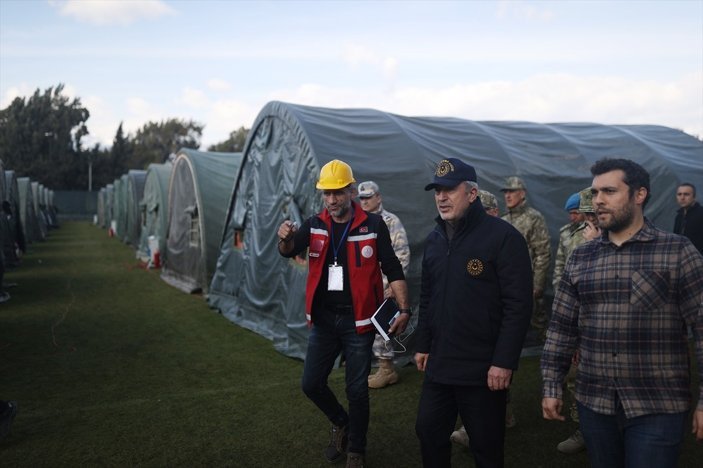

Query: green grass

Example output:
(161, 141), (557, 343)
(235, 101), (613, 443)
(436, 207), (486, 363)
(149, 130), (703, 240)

(1, 222), (701, 467)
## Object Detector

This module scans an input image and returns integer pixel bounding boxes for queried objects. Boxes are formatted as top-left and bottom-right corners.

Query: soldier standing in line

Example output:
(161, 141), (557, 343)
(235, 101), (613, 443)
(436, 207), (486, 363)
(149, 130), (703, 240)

(478, 190), (500, 217)
(551, 187), (602, 454)
(500, 177), (551, 337)
(552, 193), (585, 292)
(357, 181), (411, 389)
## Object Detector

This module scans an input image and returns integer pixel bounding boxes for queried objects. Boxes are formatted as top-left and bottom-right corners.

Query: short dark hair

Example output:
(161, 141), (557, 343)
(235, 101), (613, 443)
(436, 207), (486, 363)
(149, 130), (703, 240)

(678, 182), (696, 197)
(590, 158), (651, 207)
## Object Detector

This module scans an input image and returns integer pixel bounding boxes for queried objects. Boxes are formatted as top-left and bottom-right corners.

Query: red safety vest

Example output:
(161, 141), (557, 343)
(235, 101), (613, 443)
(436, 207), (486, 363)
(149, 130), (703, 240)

(306, 202), (383, 333)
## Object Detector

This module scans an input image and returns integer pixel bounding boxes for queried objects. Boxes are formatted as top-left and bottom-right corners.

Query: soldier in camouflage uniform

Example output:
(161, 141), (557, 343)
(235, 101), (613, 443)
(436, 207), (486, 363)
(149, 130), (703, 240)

(478, 189), (500, 216)
(552, 193), (586, 291)
(500, 177), (551, 332)
(357, 181), (410, 389)
(554, 186), (600, 455)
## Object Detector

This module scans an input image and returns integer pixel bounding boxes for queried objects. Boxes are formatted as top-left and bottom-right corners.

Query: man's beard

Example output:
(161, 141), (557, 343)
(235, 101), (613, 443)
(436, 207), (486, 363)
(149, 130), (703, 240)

(328, 203), (350, 218)
(599, 202), (634, 233)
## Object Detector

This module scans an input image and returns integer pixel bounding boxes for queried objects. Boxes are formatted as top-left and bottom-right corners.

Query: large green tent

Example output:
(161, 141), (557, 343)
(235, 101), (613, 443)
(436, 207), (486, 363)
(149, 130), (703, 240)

(160, 149), (243, 294)
(30, 181), (47, 241)
(3, 170), (25, 262)
(136, 163), (173, 263)
(46, 188), (58, 228)
(124, 170), (147, 247)
(209, 100), (703, 360)
(17, 177), (40, 244)
(104, 184), (114, 231)
(116, 174), (130, 241)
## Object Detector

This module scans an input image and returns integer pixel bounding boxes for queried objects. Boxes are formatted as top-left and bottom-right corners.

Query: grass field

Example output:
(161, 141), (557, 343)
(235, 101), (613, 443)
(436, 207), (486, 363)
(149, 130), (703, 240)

(0, 222), (701, 467)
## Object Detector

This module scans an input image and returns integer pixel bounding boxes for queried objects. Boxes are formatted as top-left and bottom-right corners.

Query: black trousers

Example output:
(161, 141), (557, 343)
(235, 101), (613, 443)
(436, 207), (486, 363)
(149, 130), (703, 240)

(416, 379), (507, 468)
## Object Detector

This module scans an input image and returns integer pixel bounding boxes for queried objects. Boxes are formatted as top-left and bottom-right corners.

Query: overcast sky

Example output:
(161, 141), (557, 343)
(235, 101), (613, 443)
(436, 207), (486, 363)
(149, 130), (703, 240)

(1, 0), (701, 149)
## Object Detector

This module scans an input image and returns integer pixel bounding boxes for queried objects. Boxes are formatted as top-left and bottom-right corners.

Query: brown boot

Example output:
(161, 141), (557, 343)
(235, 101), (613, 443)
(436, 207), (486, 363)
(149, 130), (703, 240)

(367, 358), (399, 389)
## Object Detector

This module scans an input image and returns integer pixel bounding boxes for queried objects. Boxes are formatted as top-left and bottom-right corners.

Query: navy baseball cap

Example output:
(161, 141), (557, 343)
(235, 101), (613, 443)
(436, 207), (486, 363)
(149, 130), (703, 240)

(425, 158), (477, 191)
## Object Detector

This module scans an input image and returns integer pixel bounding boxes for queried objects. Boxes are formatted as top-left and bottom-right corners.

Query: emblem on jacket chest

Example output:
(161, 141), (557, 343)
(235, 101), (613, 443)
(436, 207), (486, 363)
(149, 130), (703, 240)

(466, 259), (484, 276)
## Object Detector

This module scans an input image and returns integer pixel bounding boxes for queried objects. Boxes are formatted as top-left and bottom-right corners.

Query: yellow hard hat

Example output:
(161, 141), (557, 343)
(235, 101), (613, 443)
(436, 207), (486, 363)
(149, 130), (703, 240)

(316, 159), (356, 190)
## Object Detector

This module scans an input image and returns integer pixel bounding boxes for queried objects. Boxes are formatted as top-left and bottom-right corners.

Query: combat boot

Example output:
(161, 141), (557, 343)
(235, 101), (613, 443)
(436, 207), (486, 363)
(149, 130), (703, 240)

(557, 429), (586, 454)
(367, 358), (399, 389)
(450, 425), (470, 448)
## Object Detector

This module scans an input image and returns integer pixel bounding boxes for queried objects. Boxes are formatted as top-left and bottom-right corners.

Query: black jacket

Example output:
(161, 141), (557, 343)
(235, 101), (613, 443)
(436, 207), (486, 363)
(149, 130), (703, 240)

(674, 202), (703, 253)
(417, 200), (533, 386)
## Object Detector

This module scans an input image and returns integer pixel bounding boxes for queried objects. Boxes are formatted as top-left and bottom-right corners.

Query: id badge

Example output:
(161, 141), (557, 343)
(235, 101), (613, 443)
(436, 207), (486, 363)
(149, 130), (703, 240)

(328, 264), (343, 291)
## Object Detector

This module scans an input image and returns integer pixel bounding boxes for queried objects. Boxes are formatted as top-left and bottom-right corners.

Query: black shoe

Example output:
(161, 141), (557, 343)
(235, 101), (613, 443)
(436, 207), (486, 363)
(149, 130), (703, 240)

(0, 401), (18, 440)
(324, 424), (348, 463)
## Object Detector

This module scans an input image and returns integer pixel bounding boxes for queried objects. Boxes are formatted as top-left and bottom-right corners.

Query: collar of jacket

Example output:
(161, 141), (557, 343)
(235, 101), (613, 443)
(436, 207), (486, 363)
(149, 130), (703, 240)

(677, 201), (700, 214)
(507, 199), (529, 216)
(599, 217), (657, 246)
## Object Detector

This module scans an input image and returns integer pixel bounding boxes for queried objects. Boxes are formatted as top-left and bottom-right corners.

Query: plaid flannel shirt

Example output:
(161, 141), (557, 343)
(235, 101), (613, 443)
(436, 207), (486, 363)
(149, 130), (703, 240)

(541, 219), (703, 418)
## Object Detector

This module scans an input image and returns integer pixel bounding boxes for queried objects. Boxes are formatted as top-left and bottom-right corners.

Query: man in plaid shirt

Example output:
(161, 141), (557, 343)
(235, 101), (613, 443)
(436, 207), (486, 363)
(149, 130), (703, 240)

(541, 158), (703, 468)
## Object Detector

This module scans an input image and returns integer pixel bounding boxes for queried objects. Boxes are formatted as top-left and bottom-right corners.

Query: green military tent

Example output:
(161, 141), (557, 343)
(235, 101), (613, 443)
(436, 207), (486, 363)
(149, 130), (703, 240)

(208, 100), (703, 360)
(115, 174), (130, 241)
(160, 149), (243, 294)
(3, 170), (25, 262)
(30, 181), (47, 241)
(104, 184), (114, 231)
(136, 163), (173, 264)
(124, 170), (147, 247)
(17, 177), (40, 244)
(46, 188), (58, 228)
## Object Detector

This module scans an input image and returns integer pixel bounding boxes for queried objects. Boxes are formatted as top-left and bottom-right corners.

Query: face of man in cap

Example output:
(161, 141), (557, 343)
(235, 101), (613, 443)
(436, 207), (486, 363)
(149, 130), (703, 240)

(503, 189), (525, 210)
(358, 182), (382, 213)
(426, 158), (479, 223)
(435, 182), (477, 223)
(568, 209), (585, 224)
(359, 193), (381, 213)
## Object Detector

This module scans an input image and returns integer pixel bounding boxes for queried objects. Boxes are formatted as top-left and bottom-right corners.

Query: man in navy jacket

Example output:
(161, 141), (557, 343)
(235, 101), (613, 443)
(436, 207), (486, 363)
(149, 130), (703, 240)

(415, 158), (533, 468)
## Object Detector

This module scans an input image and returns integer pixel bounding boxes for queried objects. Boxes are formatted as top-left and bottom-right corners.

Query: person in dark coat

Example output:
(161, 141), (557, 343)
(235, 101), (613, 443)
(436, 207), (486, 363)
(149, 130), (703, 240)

(414, 158), (533, 468)
(673, 182), (703, 253)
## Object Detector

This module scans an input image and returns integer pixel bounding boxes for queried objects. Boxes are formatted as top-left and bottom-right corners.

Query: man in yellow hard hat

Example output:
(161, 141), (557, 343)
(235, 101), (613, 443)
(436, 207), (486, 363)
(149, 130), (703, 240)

(278, 159), (410, 468)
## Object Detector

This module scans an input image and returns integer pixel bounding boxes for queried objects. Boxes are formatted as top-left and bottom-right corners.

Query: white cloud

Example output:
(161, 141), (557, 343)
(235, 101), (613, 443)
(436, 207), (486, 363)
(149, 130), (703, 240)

(382, 57), (398, 82)
(126, 97), (153, 116)
(263, 72), (703, 140)
(53, 0), (175, 26)
(1, 84), (34, 108)
(178, 87), (209, 109)
(341, 42), (399, 84)
(207, 79), (231, 92)
(201, 98), (259, 148)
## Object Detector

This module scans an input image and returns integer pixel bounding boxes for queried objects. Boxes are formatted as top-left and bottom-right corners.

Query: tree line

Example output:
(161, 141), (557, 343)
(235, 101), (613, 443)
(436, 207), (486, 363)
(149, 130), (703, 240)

(0, 84), (249, 190)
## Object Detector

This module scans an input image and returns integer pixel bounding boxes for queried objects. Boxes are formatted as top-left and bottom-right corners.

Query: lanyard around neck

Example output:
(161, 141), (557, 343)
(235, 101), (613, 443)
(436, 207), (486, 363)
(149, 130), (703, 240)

(330, 217), (352, 264)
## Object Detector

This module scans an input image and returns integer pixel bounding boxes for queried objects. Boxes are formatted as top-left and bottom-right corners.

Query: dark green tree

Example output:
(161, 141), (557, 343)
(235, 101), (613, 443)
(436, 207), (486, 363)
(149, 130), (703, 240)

(109, 122), (132, 177)
(207, 126), (249, 152)
(130, 118), (203, 169)
(0, 84), (90, 189)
